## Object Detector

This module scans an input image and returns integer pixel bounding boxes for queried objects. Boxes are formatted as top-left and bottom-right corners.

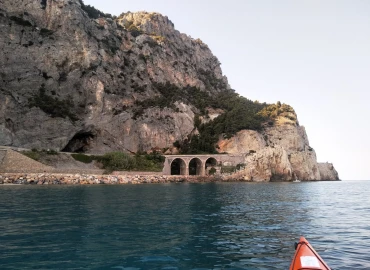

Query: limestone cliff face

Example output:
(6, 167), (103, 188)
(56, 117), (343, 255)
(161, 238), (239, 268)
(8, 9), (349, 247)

(217, 130), (266, 154)
(0, 0), (227, 153)
(318, 163), (339, 181)
(219, 114), (339, 181)
(242, 146), (293, 182)
(0, 1), (339, 181)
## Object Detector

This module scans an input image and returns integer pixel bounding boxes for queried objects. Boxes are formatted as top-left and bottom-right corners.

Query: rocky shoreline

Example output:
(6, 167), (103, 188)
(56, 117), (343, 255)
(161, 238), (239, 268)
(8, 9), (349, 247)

(0, 173), (234, 185)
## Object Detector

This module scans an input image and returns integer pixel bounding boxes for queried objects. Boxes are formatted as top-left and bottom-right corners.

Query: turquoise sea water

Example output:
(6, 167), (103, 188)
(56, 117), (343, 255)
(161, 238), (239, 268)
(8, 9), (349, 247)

(1, 181), (369, 269)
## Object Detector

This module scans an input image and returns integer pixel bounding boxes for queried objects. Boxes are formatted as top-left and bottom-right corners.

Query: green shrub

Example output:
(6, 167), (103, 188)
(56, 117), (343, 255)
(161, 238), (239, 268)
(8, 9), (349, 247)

(194, 114), (201, 128)
(44, 149), (58, 155)
(100, 152), (136, 173)
(221, 166), (236, 174)
(22, 149), (58, 161)
(209, 167), (216, 175)
(22, 151), (41, 161)
(258, 102), (295, 120)
(71, 153), (94, 163)
(134, 153), (164, 172)
(90, 152), (165, 173)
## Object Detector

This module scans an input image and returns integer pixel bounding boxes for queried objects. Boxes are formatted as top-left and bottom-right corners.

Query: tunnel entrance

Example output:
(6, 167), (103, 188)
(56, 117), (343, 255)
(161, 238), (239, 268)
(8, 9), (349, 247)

(171, 158), (186, 175)
(189, 158), (202, 176)
(62, 131), (95, 153)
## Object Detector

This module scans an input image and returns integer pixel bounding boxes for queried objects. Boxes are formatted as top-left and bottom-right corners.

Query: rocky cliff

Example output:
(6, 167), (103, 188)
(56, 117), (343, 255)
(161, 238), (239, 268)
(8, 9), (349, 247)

(0, 0), (339, 180)
(0, 0), (227, 152)
(218, 111), (339, 181)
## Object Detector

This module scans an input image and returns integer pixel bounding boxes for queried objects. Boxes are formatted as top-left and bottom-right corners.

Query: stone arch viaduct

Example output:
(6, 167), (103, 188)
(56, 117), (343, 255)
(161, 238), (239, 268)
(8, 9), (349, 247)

(162, 154), (245, 176)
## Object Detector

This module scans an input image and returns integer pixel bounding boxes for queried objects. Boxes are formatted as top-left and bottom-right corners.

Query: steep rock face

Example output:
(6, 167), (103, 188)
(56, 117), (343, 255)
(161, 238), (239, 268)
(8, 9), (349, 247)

(221, 113), (339, 181)
(240, 146), (293, 181)
(0, 0), (227, 152)
(263, 116), (324, 180)
(264, 124), (309, 153)
(289, 150), (321, 180)
(217, 130), (266, 154)
(318, 163), (339, 180)
(0, 1), (339, 180)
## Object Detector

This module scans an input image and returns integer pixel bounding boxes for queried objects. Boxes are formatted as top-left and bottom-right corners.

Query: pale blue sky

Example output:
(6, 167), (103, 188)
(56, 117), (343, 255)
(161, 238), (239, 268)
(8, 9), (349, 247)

(84, 0), (370, 180)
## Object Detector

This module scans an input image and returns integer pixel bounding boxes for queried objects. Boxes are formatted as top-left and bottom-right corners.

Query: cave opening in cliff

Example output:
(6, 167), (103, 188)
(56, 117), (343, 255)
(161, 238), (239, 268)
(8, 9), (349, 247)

(189, 158), (202, 176)
(40, 0), (47, 9)
(62, 131), (95, 153)
(171, 158), (186, 175)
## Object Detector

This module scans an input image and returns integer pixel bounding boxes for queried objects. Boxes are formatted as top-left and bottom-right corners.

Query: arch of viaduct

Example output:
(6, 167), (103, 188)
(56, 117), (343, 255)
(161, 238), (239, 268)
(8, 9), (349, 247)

(162, 154), (245, 176)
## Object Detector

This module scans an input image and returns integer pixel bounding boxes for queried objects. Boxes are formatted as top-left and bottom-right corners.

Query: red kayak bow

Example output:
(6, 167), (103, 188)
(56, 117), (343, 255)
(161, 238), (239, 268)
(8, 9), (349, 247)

(289, 236), (331, 270)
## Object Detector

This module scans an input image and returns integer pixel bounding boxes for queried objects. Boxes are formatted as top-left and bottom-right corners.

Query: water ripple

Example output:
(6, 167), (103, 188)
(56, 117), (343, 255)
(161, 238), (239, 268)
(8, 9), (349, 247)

(0, 182), (370, 269)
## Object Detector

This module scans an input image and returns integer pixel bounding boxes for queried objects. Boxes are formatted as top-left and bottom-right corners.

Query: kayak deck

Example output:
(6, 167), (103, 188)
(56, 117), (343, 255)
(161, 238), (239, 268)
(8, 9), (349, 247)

(289, 236), (331, 270)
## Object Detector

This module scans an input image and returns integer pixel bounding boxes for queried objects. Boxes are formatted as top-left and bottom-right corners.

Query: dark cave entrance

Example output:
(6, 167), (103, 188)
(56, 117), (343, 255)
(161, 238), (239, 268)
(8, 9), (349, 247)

(40, 0), (47, 9)
(62, 131), (95, 153)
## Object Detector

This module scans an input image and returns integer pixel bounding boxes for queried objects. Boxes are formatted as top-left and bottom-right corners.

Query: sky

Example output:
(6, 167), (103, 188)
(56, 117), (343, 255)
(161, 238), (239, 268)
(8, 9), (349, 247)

(84, 0), (370, 180)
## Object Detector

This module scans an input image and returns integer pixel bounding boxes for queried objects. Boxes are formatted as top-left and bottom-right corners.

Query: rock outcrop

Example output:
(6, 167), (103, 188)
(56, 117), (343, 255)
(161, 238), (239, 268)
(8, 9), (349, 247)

(0, 0), (339, 181)
(218, 112), (339, 181)
(242, 146), (293, 181)
(0, 0), (227, 153)
(217, 130), (266, 154)
(318, 163), (339, 181)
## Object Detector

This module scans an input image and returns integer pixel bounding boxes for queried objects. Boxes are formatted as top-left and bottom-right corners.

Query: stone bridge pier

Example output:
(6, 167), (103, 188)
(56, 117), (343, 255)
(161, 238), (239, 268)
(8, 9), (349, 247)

(162, 154), (245, 176)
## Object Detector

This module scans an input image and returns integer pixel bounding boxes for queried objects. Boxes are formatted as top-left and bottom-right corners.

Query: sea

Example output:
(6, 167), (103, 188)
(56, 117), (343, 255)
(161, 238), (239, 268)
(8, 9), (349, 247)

(0, 181), (369, 270)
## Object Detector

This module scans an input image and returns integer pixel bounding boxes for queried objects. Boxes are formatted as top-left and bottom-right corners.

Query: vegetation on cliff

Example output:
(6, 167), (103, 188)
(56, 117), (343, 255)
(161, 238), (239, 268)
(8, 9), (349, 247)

(22, 149), (59, 161)
(133, 82), (212, 119)
(71, 152), (165, 173)
(171, 87), (269, 153)
(28, 84), (78, 122)
(258, 102), (297, 122)
(174, 94), (297, 154)
(133, 81), (297, 154)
